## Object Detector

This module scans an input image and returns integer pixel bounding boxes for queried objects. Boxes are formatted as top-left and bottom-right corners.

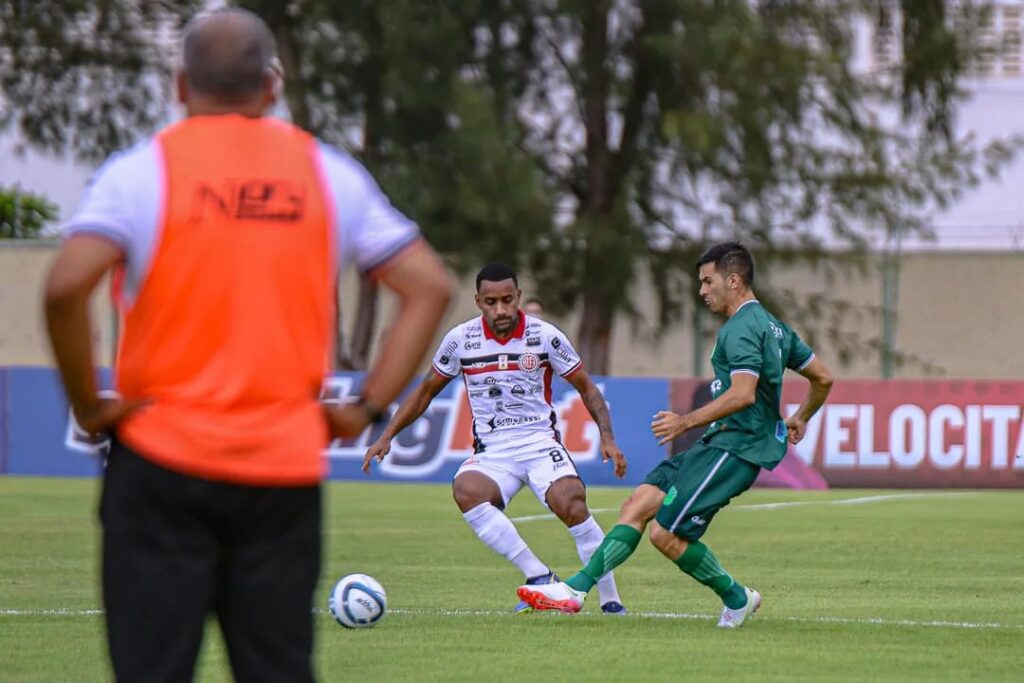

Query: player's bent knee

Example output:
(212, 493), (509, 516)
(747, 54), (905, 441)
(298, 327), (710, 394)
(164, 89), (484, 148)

(617, 501), (643, 526)
(546, 477), (589, 526)
(452, 486), (492, 512)
(452, 473), (503, 512)
(618, 485), (662, 526)
(552, 497), (589, 527)
(649, 521), (688, 558)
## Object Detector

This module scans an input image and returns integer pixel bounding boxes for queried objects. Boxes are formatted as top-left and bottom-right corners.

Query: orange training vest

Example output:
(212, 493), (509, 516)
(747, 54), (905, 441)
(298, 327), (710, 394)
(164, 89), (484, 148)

(115, 115), (335, 485)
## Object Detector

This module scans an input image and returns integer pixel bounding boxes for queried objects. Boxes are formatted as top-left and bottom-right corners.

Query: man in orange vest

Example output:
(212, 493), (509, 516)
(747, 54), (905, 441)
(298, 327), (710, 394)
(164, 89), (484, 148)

(43, 8), (453, 681)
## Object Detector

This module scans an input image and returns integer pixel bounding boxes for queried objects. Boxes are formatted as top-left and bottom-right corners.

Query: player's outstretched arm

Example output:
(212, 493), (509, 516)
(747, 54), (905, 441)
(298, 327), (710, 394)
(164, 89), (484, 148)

(565, 369), (627, 477)
(651, 373), (758, 445)
(362, 370), (452, 473)
(785, 357), (834, 444)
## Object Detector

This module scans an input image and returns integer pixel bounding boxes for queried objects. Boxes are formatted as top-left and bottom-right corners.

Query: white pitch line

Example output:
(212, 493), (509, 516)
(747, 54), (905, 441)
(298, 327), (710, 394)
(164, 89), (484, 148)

(510, 508), (617, 522)
(5, 606), (1020, 632)
(0, 608), (104, 616)
(509, 491), (979, 522)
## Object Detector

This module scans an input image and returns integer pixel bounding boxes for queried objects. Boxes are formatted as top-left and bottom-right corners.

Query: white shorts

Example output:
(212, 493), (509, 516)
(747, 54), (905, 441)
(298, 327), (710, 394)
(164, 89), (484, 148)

(454, 440), (581, 508)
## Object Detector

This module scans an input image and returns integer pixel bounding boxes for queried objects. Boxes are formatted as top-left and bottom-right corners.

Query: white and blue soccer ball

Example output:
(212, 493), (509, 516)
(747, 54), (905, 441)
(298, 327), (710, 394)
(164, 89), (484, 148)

(328, 573), (387, 629)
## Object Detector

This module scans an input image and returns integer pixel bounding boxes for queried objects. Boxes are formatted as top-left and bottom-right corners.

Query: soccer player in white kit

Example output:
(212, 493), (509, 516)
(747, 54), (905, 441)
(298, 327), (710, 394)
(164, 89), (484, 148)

(363, 263), (629, 613)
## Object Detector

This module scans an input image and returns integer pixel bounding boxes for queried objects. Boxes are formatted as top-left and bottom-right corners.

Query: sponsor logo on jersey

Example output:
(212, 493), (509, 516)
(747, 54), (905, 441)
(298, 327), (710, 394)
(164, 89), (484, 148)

(551, 337), (561, 348)
(492, 415), (542, 427)
(690, 515), (707, 526)
(519, 353), (540, 372)
(511, 385), (526, 396)
(498, 354), (509, 370)
(526, 337), (541, 346)
(465, 340), (481, 350)
(193, 180), (307, 222)
(488, 386), (502, 398)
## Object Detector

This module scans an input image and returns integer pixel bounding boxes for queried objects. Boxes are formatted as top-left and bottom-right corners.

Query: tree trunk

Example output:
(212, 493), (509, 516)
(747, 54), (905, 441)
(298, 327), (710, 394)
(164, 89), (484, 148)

(345, 7), (386, 371)
(575, 0), (616, 374)
(332, 285), (355, 370)
(576, 284), (614, 375)
(349, 278), (379, 370)
(273, 24), (311, 131)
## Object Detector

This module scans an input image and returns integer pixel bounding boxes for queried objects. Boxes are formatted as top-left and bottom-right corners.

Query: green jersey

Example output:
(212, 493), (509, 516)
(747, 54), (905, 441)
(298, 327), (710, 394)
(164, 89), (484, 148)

(700, 300), (814, 470)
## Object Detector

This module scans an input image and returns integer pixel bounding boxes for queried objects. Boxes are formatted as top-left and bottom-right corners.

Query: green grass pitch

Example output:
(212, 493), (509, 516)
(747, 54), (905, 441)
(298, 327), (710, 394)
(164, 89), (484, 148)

(1, 477), (1022, 682)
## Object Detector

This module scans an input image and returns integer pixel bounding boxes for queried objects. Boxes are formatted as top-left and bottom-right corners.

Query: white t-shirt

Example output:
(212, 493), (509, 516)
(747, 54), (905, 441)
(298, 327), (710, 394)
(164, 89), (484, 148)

(432, 313), (584, 454)
(63, 137), (419, 304)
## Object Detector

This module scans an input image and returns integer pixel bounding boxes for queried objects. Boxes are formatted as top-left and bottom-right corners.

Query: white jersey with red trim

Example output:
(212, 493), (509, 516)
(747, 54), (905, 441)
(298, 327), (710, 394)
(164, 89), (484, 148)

(431, 312), (583, 454)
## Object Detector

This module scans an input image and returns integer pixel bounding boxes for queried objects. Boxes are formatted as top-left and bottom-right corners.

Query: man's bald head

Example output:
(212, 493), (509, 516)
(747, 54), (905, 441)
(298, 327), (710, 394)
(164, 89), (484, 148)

(181, 8), (277, 104)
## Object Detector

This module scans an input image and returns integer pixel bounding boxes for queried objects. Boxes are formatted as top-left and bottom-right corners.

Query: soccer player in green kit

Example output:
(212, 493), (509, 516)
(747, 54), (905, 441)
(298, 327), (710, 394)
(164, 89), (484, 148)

(518, 242), (834, 628)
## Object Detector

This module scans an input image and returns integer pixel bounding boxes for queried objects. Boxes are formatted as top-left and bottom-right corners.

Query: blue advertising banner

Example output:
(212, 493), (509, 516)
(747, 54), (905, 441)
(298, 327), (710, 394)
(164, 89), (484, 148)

(0, 367), (671, 485)
(324, 373), (670, 487)
(0, 367), (7, 474)
(5, 367), (105, 477)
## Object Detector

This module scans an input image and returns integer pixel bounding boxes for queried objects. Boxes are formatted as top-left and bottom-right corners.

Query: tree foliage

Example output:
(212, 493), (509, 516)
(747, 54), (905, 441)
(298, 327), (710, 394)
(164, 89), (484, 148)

(0, 185), (58, 238)
(1, 1), (1016, 373)
(250, 0), (1017, 372)
(0, 1), (202, 161)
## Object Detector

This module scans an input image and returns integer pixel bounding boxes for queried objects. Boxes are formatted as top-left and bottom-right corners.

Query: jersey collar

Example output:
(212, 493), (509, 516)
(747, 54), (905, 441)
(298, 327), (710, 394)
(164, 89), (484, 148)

(482, 311), (527, 345)
(734, 299), (760, 314)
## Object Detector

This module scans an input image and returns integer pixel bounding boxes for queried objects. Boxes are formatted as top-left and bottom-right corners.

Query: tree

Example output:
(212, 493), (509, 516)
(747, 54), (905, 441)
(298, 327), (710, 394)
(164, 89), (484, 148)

(247, 0), (1017, 374)
(3, 1), (1015, 374)
(0, 185), (57, 238)
(238, 0), (556, 368)
(0, 1), (201, 161)
(453, 0), (1017, 373)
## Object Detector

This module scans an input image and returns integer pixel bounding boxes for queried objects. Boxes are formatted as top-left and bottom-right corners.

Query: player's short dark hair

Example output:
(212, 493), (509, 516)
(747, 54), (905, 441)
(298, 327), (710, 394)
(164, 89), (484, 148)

(696, 241), (754, 287)
(182, 8), (277, 103)
(476, 263), (518, 291)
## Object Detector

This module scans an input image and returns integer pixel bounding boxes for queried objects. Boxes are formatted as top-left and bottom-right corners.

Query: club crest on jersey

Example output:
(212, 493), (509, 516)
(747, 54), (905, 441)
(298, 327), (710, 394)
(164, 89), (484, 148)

(519, 353), (540, 372)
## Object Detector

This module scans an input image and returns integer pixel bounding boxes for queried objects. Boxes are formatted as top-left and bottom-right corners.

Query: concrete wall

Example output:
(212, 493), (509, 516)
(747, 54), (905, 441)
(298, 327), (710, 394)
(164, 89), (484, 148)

(4, 240), (1022, 379)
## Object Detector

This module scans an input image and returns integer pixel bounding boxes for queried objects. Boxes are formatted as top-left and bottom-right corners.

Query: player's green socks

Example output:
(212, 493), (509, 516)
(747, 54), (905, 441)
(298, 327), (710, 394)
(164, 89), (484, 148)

(675, 541), (748, 609)
(565, 524), (641, 593)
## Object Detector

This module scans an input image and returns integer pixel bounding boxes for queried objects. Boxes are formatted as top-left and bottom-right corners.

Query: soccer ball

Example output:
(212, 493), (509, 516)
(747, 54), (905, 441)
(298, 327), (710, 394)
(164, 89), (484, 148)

(328, 573), (387, 629)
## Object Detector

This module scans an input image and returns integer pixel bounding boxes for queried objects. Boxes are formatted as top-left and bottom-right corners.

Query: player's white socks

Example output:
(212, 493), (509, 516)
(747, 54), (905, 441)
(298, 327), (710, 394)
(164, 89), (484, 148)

(569, 515), (622, 606)
(462, 502), (549, 579)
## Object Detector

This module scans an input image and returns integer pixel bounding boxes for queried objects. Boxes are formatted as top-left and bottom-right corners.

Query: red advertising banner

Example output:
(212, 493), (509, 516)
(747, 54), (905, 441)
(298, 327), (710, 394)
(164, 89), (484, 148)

(671, 379), (1024, 488)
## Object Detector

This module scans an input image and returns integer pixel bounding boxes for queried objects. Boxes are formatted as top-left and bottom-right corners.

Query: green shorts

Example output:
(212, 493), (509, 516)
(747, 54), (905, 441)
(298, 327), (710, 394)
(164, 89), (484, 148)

(643, 442), (760, 541)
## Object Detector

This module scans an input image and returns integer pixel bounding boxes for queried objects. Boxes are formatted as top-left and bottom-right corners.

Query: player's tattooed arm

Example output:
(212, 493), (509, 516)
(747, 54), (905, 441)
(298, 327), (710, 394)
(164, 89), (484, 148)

(565, 368), (627, 477)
